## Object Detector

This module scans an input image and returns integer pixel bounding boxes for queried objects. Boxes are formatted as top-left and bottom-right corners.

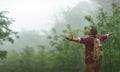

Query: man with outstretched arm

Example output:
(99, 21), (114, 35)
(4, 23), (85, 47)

(65, 26), (112, 72)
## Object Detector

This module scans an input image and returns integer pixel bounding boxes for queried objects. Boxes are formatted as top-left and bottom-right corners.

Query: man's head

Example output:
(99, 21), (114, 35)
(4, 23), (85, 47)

(88, 26), (97, 36)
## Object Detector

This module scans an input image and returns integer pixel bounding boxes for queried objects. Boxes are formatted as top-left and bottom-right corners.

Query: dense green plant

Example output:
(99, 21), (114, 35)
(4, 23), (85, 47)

(47, 24), (85, 72)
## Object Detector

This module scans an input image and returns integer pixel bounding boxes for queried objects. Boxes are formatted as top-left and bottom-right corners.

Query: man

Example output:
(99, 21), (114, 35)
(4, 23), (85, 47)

(65, 26), (112, 72)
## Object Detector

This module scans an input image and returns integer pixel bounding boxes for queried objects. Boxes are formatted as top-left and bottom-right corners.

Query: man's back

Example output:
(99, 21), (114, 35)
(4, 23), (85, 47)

(78, 35), (108, 64)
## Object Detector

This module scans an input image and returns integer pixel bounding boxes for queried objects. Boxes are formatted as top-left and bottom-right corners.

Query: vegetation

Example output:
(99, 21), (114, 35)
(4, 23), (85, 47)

(0, 11), (19, 59)
(0, 11), (19, 44)
(0, 3), (119, 72)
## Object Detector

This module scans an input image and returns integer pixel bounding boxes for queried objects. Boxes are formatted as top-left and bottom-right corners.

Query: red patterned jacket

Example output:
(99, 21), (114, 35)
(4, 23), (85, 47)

(78, 35), (109, 64)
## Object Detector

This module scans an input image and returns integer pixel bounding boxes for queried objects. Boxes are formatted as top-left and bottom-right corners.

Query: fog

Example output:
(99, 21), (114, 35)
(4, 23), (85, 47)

(0, 0), (118, 50)
(0, 0), (83, 32)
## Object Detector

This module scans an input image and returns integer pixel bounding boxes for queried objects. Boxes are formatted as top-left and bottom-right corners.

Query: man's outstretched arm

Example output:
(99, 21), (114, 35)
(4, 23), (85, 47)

(99, 32), (112, 42)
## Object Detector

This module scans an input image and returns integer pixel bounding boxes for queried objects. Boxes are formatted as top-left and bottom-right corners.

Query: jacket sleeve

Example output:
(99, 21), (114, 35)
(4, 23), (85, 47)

(78, 37), (87, 44)
(99, 34), (109, 42)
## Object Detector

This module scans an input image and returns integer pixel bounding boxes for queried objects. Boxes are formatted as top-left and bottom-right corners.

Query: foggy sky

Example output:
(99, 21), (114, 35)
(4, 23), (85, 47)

(1, 0), (116, 50)
(0, 0), (88, 33)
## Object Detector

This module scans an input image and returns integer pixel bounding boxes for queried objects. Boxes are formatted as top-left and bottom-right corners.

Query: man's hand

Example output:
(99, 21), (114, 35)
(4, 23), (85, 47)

(108, 32), (112, 36)
(65, 37), (73, 41)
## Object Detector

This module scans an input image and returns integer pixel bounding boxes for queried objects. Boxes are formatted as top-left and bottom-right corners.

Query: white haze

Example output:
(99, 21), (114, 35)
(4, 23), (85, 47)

(0, 0), (98, 50)
(0, 0), (90, 33)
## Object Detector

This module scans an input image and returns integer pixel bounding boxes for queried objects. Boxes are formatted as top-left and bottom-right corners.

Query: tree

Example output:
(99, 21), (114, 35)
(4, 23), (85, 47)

(0, 11), (18, 45)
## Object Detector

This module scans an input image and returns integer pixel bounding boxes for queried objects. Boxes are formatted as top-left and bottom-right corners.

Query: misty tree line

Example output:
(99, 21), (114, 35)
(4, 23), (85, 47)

(0, 2), (120, 72)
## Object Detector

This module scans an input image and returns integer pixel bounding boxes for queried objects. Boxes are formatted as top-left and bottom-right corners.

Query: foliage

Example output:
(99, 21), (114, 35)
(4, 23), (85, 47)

(0, 11), (19, 45)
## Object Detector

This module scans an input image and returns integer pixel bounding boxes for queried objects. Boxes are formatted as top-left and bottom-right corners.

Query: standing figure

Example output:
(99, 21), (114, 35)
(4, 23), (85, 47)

(65, 26), (112, 72)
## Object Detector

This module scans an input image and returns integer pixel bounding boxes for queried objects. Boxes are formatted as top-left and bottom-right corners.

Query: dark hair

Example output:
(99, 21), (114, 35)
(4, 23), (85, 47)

(90, 26), (97, 37)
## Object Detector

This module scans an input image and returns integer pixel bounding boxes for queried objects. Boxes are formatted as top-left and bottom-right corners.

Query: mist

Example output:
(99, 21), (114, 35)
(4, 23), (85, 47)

(1, 0), (112, 50)
(0, 0), (119, 50)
